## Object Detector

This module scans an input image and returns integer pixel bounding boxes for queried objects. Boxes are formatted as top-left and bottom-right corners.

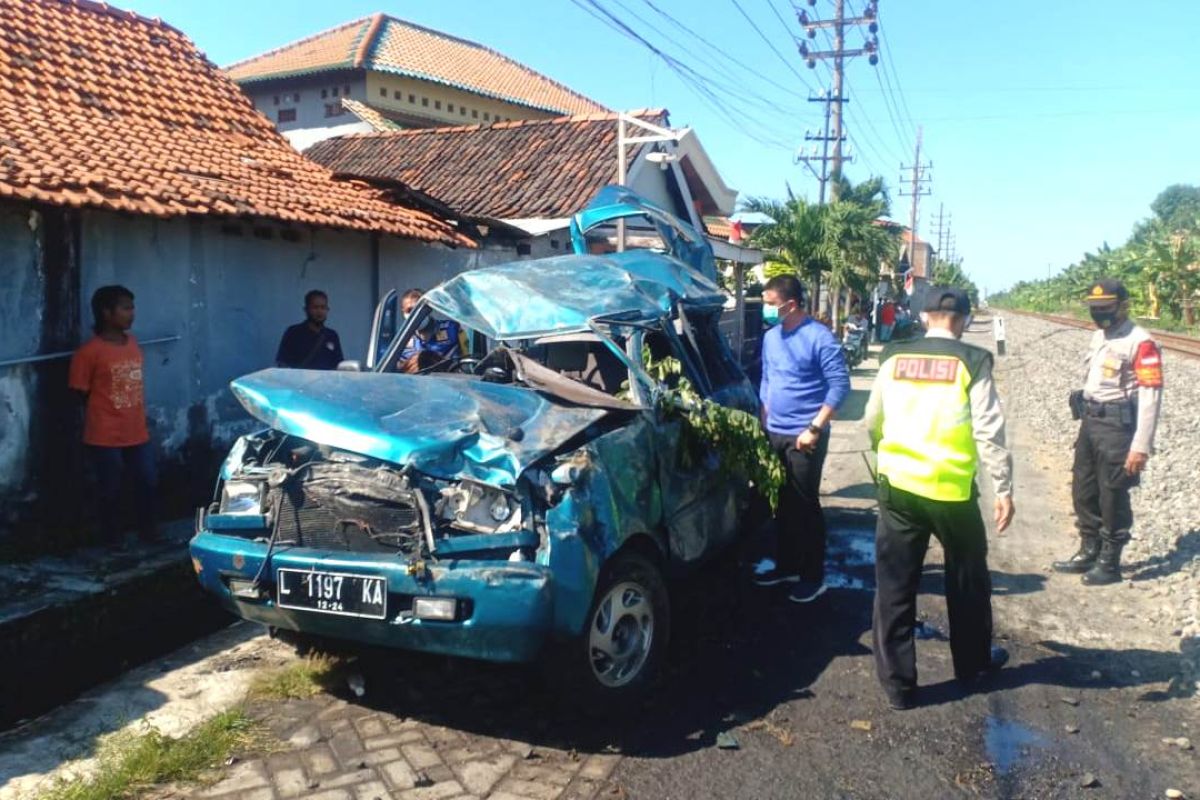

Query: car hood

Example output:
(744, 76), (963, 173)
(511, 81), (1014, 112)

(230, 369), (611, 487)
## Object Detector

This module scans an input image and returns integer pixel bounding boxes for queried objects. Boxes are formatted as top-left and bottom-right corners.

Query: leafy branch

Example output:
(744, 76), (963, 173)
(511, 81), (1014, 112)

(641, 350), (785, 512)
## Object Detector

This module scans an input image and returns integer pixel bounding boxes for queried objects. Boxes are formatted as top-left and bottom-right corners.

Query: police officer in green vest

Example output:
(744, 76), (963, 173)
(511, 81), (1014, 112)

(864, 287), (1015, 710)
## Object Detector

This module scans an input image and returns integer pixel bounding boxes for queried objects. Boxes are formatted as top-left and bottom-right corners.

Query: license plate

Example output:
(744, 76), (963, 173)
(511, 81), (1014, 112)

(276, 568), (387, 619)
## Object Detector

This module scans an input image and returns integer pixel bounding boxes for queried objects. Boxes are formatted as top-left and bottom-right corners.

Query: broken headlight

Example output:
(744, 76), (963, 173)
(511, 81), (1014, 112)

(219, 480), (264, 516)
(436, 481), (522, 534)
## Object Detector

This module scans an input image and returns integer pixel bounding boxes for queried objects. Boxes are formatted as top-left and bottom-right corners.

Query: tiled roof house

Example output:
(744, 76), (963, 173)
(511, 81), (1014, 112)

(0, 0), (470, 245)
(0, 0), (488, 545)
(224, 14), (608, 149)
(305, 110), (739, 240)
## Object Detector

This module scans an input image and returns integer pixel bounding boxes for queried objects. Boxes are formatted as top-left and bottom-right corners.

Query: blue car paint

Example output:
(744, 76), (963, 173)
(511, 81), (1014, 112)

(570, 185), (719, 284)
(191, 532), (557, 662)
(190, 187), (753, 665)
(229, 369), (608, 488)
(421, 251), (722, 341)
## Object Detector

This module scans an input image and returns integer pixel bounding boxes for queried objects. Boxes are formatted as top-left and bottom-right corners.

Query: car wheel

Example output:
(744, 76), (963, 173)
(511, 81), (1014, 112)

(559, 550), (670, 713)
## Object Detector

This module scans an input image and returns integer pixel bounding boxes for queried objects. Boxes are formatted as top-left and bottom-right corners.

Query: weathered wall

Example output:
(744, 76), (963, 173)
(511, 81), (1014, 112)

(0, 204), (42, 505)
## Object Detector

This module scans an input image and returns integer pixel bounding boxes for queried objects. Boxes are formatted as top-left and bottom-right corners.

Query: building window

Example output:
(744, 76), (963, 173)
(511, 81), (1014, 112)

(292, 92), (300, 102)
(331, 86), (339, 97)
(408, 93), (415, 103)
(277, 108), (296, 123)
(461, 106), (467, 116)
(394, 90), (402, 99)
(344, 85), (351, 95)
(447, 103), (454, 113)
(472, 109), (478, 118)
(273, 95), (279, 105)
(321, 89), (327, 99)
(483, 112), (490, 121)
(324, 103), (346, 118)
(434, 100), (441, 110)
(422, 97), (429, 107)
(379, 87), (386, 97)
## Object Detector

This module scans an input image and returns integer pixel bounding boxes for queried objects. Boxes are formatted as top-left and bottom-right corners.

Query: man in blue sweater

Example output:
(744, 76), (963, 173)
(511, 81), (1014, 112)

(755, 275), (851, 602)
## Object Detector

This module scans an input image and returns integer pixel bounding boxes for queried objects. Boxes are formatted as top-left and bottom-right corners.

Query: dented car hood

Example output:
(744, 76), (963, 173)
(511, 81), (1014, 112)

(230, 369), (610, 487)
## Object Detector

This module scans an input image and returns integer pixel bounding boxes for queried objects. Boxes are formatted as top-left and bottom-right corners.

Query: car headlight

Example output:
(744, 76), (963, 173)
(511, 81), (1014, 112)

(219, 480), (264, 515)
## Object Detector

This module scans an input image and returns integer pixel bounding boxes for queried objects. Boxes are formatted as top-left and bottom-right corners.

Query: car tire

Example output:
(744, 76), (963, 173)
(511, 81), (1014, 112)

(555, 550), (670, 715)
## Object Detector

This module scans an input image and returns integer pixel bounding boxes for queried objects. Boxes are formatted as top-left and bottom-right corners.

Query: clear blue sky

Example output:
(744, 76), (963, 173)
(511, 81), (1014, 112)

(126, 0), (1200, 294)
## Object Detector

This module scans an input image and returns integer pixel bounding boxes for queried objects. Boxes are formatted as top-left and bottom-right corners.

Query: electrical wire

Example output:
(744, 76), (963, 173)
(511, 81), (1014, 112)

(567, 0), (799, 149)
(639, 0), (813, 103)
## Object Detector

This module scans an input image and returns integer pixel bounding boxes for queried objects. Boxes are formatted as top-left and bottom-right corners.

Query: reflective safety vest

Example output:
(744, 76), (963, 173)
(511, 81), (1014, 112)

(875, 336), (993, 502)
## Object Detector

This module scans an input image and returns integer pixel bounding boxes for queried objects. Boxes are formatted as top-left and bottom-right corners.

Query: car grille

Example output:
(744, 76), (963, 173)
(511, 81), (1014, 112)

(271, 463), (424, 554)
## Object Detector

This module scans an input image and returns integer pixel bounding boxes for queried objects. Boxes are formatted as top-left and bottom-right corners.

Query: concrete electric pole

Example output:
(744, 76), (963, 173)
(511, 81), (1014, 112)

(899, 125), (932, 274)
(796, 0), (880, 201)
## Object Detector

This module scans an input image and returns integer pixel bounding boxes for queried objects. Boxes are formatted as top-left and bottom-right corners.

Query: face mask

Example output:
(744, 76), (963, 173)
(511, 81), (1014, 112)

(1090, 309), (1118, 329)
(763, 304), (781, 325)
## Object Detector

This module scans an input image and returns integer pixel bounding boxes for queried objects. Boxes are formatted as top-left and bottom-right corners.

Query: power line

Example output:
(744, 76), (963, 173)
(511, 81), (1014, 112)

(728, 0), (817, 89)
(639, 0), (812, 102)
(567, 0), (799, 148)
(876, 10), (917, 136)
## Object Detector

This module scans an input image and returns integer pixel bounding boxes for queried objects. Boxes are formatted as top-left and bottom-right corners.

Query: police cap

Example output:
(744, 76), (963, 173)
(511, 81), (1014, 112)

(1084, 278), (1128, 305)
(923, 286), (971, 316)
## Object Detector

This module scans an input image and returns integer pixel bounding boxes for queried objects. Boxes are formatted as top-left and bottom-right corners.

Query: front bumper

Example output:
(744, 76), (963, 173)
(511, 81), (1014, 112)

(190, 530), (555, 663)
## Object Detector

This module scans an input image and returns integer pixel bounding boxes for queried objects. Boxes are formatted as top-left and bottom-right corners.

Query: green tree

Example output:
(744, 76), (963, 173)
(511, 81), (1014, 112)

(1150, 184), (1200, 231)
(743, 176), (898, 329)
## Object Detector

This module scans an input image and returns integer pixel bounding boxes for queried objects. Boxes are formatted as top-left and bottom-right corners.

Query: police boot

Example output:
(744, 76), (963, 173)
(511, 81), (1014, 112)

(1052, 536), (1100, 574)
(1081, 542), (1123, 586)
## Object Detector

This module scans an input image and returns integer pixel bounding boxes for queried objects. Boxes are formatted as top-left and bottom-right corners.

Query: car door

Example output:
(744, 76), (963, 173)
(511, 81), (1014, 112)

(366, 289), (399, 370)
(646, 319), (743, 568)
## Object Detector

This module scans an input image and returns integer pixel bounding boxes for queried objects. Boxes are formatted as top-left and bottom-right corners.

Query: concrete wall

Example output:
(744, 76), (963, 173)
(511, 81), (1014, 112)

(364, 72), (557, 128)
(0, 204), (41, 502)
(246, 76), (369, 134)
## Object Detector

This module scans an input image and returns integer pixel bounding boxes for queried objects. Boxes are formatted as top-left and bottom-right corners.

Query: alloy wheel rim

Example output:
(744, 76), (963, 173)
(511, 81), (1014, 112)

(588, 581), (654, 688)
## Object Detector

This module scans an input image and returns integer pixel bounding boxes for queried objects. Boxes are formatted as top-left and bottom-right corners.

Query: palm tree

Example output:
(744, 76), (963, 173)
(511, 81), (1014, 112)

(741, 196), (833, 308)
(742, 176), (898, 328)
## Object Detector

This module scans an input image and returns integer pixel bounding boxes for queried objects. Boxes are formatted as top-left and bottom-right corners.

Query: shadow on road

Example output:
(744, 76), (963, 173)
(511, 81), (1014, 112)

(914, 636), (1197, 709)
(1126, 528), (1200, 582)
(344, 528), (876, 760)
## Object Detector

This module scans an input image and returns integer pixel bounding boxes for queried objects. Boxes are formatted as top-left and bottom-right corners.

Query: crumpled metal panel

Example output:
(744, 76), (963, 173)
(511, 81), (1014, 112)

(570, 185), (720, 284)
(421, 253), (717, 340)
(541, 418), (663, 635)
(229, 368), (608, 487)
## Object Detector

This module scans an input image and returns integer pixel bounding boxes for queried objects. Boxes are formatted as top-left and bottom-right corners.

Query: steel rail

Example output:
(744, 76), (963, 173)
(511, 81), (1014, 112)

(997, 309), (1200, 359)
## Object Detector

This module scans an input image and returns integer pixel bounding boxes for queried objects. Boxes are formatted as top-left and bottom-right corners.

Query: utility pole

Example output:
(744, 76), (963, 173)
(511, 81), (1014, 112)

(797, 0), (880, 201)
(931, 203), (950, 264)
(899, 125), (932, 275)
(795, 90), (848, 204)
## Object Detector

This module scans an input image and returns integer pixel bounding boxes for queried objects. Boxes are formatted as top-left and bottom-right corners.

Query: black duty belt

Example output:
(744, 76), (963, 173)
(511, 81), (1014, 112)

(1084, 399), (1133, 418)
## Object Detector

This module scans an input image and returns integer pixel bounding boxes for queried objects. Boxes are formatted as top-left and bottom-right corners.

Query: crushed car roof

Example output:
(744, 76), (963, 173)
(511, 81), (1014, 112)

(422, 250), (726, 340)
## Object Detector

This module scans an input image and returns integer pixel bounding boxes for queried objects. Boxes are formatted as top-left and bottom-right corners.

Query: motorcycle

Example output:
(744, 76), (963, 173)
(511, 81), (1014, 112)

(842, 321), (868, 369)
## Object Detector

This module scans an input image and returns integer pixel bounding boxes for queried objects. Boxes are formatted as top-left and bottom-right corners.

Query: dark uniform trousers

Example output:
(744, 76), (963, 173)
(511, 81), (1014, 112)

(768, 431), (829, 583)
(1072, 408), (1138, 546)
(873, 481), (993, 690)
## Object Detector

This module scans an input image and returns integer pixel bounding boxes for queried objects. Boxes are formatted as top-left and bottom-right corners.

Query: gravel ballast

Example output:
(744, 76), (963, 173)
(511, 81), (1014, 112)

(989, 311), (1199, 696)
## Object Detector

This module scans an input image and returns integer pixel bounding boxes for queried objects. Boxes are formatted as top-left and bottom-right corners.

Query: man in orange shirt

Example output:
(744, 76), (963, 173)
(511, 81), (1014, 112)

(68, 285), (158, 544)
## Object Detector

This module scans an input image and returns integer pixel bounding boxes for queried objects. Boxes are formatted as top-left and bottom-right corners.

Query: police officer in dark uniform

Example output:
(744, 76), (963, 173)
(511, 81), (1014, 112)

(396, 289), (462, 373)
(1054, 279), (1163, 585)
(864, 287), (1014, 709)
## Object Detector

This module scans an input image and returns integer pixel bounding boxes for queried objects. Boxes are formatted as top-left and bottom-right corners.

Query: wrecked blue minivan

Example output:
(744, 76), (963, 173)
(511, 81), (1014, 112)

(190, 188), (757, 704)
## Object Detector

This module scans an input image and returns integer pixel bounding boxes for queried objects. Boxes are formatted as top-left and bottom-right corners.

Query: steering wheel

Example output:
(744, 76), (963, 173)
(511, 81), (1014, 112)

(455, 357), (481, 375)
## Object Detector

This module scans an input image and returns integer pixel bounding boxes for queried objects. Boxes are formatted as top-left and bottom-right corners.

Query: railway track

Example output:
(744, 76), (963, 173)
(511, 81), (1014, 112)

(996, 308), (1200, 359)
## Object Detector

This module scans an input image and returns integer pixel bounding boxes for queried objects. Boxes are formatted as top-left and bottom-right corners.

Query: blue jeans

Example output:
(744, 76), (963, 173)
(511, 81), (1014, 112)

(88, 442), (158, 541)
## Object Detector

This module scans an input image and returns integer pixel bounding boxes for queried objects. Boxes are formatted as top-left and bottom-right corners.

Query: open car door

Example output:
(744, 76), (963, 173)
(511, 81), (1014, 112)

(366, 289), (399, 370)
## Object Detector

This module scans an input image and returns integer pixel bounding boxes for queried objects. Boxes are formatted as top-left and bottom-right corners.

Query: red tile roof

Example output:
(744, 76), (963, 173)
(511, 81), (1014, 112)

(0, 0), (473, 246)
(305, 110), (668, 220)
(226, 14), (607, 117)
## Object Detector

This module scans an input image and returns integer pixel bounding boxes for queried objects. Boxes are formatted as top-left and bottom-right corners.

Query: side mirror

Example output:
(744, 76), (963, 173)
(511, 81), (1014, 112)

(337, 360), (363, 372)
